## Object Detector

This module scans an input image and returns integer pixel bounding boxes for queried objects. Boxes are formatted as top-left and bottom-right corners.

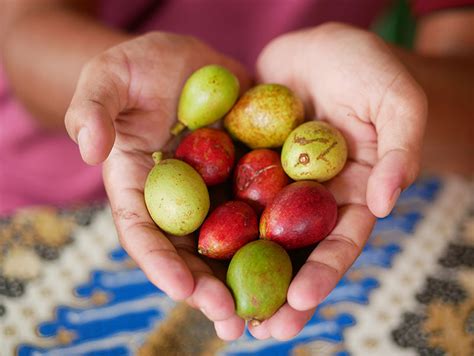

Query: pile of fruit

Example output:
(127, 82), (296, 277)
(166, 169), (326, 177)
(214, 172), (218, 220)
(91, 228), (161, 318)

(144, 65), (348, 325)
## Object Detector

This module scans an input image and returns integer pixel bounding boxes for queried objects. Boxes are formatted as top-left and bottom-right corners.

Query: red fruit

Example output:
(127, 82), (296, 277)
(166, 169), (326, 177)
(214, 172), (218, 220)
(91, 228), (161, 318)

(260, 181), (337, 250)
(198, 201), (258, 260)
(233, 149), (290, 213)
(175, 128), (235, 186)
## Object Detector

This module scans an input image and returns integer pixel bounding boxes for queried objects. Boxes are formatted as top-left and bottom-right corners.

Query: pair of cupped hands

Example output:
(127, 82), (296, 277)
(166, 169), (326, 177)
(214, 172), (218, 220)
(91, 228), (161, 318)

(65, 23), (426, 340)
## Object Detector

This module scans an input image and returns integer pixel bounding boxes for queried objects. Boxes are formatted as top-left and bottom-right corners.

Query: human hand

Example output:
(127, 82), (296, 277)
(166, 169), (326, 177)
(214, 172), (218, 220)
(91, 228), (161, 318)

(249, 23), (427, 339)
(65, 32), (251, 340)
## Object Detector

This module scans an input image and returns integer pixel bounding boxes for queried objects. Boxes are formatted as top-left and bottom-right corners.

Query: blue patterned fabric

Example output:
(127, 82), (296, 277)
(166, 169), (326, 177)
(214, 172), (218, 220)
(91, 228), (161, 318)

(14, 177), (444, 355)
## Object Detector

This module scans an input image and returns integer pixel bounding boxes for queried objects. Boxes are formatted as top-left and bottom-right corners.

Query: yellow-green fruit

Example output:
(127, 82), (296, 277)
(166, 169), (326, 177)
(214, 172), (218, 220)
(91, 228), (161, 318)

(224, 84), (304, 149)
(176, 65), (240, 132)
(144, 154), (210, 236)
(226, 240), (292, 324)
(281, 121), (348, 182)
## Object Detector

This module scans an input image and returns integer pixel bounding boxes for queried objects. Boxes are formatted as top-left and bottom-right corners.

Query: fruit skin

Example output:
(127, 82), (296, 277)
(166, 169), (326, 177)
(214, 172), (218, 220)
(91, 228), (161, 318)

(144, 156), (210, 236)
(233, 149), (290, 213)
(260, 181), (337, 249)
(175, 128), (235, 186)
(281, 121), (347, 182)
(226, 240), (292, 323)
(224, 84), (304, 149)
(198, 201), (258, 260)
(177, 65), (240, 131)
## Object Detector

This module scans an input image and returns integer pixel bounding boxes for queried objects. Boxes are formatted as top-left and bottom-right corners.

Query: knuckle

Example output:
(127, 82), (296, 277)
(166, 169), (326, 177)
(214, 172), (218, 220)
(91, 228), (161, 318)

(112, 207), (140, 221)
(181, 34), (202, 46)
(63, 112), (77, 138)
(316, 21), (353, 34)
(314, 22), (377, 42)
(87, 53), (110, 72)
(413, 84), (428, 118)
(82, 51), (116, 78)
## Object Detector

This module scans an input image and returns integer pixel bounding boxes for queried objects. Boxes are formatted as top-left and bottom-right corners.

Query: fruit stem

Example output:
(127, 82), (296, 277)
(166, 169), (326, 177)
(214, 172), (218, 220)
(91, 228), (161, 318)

(152, 151), (163, 165)
(171, 122), (186, 136)
(249, 319), (261, 327)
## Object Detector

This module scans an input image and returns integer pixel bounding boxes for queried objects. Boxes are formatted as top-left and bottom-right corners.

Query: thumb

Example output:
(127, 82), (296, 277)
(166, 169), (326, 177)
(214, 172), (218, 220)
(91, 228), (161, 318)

(367, 75), (427, 217)
(65, 54), (128, 165)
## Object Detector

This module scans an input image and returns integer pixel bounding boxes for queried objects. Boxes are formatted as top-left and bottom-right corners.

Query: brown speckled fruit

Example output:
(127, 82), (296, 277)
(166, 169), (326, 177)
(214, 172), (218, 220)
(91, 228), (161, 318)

(224, 84), (304, 149)
(281, 121), (347, 182)
(144, 153), (210, 236)
(173, 65), (240, 135)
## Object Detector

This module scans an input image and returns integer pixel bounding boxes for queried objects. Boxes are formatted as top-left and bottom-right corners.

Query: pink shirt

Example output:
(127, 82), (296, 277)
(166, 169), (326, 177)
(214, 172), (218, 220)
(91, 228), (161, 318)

(1, 0), (471, 215)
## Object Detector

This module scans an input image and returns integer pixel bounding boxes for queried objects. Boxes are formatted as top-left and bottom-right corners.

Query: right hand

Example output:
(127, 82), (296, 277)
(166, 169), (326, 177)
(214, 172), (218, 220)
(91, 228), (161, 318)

(65, 32), (251, 340)
(247, 23), (427, 340)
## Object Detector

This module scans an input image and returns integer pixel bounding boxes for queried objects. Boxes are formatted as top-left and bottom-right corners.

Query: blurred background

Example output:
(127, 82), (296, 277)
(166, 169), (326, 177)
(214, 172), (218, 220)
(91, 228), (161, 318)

(1, 1), (473, 355)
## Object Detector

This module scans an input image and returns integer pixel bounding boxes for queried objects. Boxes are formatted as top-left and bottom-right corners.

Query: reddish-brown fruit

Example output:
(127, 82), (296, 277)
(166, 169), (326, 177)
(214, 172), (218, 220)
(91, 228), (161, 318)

(175, 128), (235, 186)
(260, 181), (337, 250)
(198, 201), (258, 260)
(233, 149), (290, 214)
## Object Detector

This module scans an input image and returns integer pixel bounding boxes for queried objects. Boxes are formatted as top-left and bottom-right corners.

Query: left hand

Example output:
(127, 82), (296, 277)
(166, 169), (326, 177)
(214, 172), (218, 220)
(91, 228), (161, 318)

(240, 23), (427, 340)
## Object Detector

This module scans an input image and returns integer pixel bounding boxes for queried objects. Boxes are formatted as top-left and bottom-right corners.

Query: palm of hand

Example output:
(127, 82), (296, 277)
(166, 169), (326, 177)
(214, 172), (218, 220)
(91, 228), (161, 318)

(247, 24), (426, 339)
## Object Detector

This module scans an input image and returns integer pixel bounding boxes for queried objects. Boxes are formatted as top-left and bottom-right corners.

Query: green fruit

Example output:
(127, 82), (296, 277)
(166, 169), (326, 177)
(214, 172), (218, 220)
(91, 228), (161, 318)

(175, 65), (240, 134)
(224, 84), (304, 149)
(281, 121), (347, 182)
(226, 240), (292, 324)
(144, 153), (210, 236)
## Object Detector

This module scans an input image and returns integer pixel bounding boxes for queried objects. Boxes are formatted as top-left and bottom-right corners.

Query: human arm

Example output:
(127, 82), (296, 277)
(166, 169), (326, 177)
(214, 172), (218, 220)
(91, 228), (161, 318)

(0, 0), (127, 129)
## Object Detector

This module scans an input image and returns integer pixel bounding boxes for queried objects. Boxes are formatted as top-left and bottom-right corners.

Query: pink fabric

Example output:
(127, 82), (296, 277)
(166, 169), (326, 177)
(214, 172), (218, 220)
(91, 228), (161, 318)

(0, 0), (408, 215)
(0, 66), (105, 214)
(100, 0), (391, 70)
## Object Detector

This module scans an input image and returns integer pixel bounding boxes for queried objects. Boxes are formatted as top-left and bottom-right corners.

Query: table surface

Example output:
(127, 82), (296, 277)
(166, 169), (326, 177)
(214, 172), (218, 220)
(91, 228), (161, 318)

(0, 175), (473, 356)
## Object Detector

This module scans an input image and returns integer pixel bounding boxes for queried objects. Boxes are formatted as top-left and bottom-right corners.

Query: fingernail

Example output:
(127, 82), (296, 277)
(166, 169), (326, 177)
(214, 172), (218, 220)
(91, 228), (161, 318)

(77, 127), (89, 160)
(387, 187), (401, 214)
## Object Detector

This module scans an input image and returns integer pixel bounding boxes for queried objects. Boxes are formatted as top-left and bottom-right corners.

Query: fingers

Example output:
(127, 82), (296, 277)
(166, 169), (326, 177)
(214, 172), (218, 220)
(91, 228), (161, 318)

(178, 249), (246, 341)
(119, 222), (194, 300)
(368, 75), (427, 217)
(180, 251), (235, 321)
(65, 53), (129, 165)
(188, 272), (235, 320)
(214, 315), (246, 340)
(288, 204), (375, 311)
(173, 239), (245, 340)
(248, 304), (315, 341)
(117, 219), (195, 301)
(247, 319), (272, 340)
(179, 250), (245, 340)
